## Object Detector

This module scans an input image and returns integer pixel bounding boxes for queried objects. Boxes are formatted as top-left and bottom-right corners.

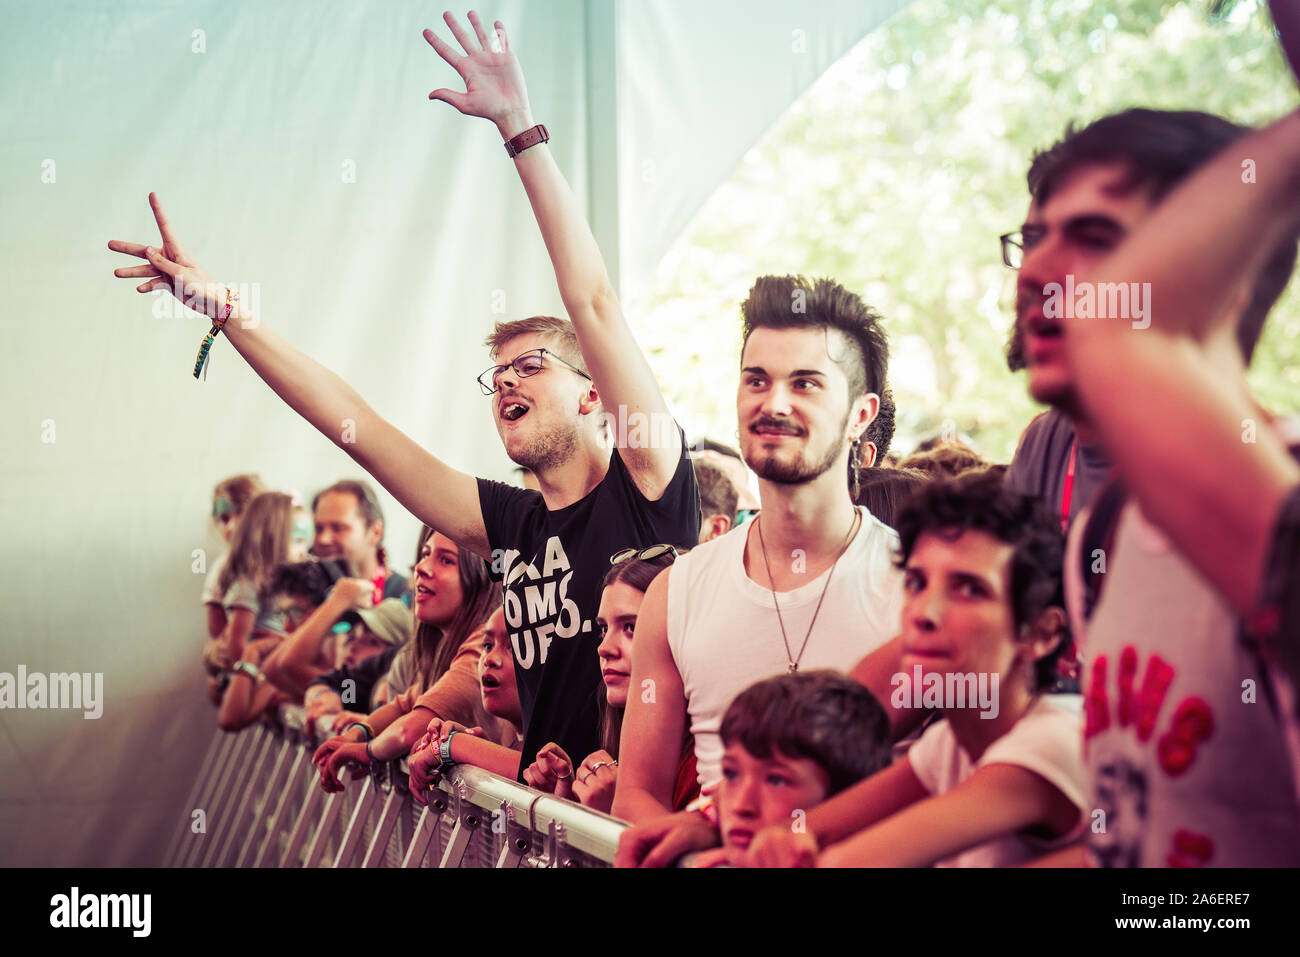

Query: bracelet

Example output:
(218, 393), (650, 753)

(232, 661), (264, 682)
(503, 123), (549, 158)
(193, 288), (239, 380)
(438, 730), (459, 769)
(345, 722), (373, 741)
(365, 739), (376, 764)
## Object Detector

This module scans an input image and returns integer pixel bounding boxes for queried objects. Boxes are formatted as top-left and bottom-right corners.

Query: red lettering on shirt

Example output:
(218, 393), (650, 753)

(1167, 829), (1214, 867)
(1117, 645), (1137, 728)
(1085, 654), (1109, 740)
(1133, 651), (1175, 742)
(1157, 697), (1214, 777)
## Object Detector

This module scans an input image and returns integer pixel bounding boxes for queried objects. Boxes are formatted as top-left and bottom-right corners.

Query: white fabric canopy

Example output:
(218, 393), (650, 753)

(0, 0), (903, 864)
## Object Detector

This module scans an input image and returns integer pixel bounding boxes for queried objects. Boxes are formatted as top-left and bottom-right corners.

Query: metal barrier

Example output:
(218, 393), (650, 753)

(165, 704), (626, 867)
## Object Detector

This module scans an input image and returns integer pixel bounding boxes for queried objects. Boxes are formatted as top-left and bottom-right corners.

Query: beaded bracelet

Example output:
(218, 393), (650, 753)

(193, 288), (239, 380)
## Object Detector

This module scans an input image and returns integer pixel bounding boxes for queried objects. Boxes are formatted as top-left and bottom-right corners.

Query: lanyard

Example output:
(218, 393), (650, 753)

(1061, 440), (1078, 532)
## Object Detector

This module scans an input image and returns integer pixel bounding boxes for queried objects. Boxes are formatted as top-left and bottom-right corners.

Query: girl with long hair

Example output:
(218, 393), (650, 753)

(312, 527), (502, 789)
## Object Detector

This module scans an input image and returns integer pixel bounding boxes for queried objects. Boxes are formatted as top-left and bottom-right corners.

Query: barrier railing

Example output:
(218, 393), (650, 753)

(165, 704), (626, 868)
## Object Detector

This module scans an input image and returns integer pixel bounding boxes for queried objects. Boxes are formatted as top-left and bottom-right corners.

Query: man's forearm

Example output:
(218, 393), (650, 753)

(498, 112), (614, 320)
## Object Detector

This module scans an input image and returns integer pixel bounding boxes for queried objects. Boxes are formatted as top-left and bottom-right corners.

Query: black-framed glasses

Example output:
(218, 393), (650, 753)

(999, 231), (1023, 269)
(609, 544), (679, 566)
(477, 348), (592, 396)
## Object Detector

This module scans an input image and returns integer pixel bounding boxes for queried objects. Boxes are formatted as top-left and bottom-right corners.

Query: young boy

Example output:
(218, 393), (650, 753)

(691, 670), (891, 867)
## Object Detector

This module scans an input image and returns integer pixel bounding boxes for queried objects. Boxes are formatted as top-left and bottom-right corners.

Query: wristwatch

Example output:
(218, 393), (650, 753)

(504, 123), (549, 158)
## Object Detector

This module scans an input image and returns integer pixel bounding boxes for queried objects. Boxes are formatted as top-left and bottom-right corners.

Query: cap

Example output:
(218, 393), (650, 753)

(351, 598), (413, 648)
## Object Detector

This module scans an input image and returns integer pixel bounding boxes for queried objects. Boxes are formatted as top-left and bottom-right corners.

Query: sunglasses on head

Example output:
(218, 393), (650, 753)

(609, 544), (679, 566)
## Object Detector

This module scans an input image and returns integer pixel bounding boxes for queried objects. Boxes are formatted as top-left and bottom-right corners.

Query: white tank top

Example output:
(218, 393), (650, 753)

(666, 506), (905, 789)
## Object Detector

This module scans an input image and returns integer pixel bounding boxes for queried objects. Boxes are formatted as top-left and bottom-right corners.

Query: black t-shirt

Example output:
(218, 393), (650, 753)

(477, 438), (699, 775)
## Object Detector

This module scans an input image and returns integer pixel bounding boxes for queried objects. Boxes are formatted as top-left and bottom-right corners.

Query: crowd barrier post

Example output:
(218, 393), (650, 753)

(163, 728), (225, 867)
(214, 725), (280, 867)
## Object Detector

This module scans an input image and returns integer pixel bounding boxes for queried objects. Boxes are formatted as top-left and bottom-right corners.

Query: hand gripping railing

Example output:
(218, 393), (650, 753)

(166, 704), (628, 868)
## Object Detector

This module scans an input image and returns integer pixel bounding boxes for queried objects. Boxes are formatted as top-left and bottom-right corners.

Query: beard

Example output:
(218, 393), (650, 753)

(507, 417), (580, 474)
(744, 409), (849, 486)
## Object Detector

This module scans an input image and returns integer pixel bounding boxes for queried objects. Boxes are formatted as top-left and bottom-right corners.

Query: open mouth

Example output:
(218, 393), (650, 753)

(499, 396), (530, 422)
(416, 584), (435, 600)
(481, 673), (501, 690)
(1025, 313), (1063, 341)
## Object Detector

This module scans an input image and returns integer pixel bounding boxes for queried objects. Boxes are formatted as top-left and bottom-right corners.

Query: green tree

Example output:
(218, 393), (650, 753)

(637, 0), (1297, 461)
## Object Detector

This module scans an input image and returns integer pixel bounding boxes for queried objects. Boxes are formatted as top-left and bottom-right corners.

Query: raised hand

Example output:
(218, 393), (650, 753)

(423, 11), (532, 134)
(108, 193), (230, 320)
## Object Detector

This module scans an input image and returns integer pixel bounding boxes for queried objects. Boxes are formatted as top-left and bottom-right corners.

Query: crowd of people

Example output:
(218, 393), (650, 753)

(112, 10), (1300, 867)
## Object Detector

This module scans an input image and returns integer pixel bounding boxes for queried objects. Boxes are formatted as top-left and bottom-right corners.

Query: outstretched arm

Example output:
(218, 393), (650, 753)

(1067, 109), (1300, 613)
(424, 12), (683, 498)
(109, 194), (490, 559)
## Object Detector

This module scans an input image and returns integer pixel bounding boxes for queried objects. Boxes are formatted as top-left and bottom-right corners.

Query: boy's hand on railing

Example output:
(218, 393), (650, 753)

(614, 810), (720, 868)
(739, 826), (819, 868)
(522, 742), (574, 797)
(424, 11), (533, 138)
(109, 193), (233, 321)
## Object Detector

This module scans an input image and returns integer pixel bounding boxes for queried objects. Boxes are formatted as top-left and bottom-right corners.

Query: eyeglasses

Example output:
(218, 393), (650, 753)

(609, 544), (679, 566)
(477, 348), (592, 396)
(999, 231), (1024, 269)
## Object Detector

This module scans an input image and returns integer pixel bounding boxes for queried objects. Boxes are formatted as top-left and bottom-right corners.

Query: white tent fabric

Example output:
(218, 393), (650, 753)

(0, 0), (902, 865)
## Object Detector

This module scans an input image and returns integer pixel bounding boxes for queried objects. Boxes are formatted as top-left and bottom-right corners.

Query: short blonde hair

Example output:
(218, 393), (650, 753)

(484, 316), (587, 375)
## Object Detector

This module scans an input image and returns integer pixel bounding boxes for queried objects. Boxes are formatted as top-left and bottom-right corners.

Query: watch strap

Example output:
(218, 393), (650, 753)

(504, 124), (549, 158)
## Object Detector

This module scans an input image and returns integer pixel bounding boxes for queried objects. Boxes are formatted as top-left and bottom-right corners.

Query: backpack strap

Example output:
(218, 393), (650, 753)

(1079, 477), (1128, 623)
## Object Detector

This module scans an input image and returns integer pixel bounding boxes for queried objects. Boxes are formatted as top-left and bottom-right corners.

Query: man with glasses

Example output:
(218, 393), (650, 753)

(998, 107), (1300, 867)
(111, 12), (698, 775)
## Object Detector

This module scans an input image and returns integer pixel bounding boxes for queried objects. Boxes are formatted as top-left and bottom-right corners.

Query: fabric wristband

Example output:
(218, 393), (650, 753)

(438, 730), (459, 768)
(503, 123), (549, 158)
(345, 722), (373, 741)
(193, 288), (239, 380)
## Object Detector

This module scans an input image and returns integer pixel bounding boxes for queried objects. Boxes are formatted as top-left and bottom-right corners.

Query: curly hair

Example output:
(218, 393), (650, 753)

(892, 470), (1069, 691)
